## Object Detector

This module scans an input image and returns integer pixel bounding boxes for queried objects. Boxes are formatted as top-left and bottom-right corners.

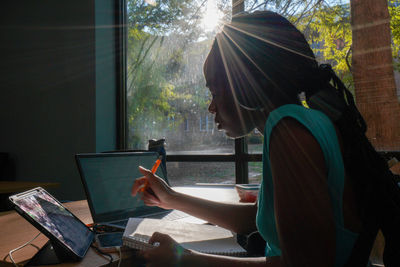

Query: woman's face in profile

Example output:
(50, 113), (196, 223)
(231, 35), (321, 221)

(207, 79), (257, 138)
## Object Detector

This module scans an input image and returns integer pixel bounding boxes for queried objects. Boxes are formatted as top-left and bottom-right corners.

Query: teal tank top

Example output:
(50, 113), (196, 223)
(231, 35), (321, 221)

(256, 104), (358, 267)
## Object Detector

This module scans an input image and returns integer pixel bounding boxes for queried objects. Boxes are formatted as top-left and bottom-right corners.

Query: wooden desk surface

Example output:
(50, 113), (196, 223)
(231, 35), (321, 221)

(0, 185), (240, 266)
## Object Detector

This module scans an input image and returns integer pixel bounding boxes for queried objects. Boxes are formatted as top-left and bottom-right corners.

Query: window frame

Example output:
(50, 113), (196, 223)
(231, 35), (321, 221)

(116, 0), (127, 150)
(116, 0), (262, 184)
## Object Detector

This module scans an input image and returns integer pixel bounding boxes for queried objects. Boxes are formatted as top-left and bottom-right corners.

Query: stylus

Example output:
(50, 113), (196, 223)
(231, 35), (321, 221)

(139, 156), (162, 193)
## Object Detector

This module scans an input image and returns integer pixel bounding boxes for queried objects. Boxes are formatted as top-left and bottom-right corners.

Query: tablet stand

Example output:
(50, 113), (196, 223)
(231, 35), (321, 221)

(25, 241), (60, 266)
(26, 240), (79, 265)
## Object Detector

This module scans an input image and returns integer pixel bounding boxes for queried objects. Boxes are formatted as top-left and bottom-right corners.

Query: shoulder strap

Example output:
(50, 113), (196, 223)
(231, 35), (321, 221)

(343, 202), (379, 267)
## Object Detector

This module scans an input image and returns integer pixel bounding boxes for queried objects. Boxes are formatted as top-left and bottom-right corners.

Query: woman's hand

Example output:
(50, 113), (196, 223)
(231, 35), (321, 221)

(131, 166), (176, 210)
(140, 232), (189, 267)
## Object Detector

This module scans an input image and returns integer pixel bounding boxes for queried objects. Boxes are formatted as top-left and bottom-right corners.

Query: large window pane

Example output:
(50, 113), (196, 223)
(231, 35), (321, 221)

(247, 130), (263, 154)
(127, 0), (233, 156)
(248, 161), (262, 184)
(167, 162), (235, 186)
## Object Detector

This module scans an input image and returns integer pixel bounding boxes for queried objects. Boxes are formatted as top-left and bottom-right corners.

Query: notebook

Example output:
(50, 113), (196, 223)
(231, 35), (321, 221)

(75, 151), (191, 230)
(122, 218), (247, 256)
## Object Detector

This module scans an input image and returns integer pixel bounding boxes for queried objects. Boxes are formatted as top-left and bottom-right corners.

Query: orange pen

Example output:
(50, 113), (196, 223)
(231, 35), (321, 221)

(139, 156), (162, 193)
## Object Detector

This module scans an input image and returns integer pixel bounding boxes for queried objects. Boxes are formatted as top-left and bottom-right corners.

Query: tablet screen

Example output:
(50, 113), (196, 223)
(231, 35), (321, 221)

(11, 188), (94, 258)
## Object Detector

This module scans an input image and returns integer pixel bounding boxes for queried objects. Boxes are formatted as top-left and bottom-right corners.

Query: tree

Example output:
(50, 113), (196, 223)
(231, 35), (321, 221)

(389, 0), (400, 70)
(126, 0), (205, 148)
(246, 0), (325, 20)
(248, 1), (400, 85)
(351, 0), (400, 150)
(126, 0), (233, 149)
(246, 1), (354, 86)
(296, 3), (353, 88)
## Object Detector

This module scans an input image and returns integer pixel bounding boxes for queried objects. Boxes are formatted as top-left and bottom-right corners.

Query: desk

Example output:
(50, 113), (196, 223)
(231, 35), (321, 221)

(0, 185), (240, 266)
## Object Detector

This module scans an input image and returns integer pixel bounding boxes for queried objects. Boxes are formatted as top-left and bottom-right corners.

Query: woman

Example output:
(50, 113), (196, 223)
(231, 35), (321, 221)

(131, 11), (376, 267)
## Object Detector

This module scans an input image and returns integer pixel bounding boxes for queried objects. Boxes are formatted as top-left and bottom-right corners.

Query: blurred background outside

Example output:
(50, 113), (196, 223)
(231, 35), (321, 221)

(126, 0), (400, 185)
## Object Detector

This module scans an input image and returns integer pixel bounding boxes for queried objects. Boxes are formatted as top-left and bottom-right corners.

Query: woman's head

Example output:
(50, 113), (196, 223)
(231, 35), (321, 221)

(207, 68), (261, 138)
(204, 11), (319, 112)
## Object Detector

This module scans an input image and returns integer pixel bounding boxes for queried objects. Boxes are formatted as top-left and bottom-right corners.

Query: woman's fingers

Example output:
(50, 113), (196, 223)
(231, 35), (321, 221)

(135, 165), (175, 210)
(142, 190), (160, 205)
(131, 177), (147, 196)
(148, 232), (171, 245)
(140, 232), (169, 259)
(139, 166), (152, 176)
(131, 175), (160, 206)
(132, 166), (158, 198)
(141, 233), (186, 267)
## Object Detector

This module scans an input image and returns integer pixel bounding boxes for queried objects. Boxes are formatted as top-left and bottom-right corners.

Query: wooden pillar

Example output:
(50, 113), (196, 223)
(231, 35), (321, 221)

(351, 0), (400, 150)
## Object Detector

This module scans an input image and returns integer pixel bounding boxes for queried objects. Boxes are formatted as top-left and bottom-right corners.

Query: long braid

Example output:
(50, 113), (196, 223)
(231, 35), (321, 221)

(318, 64), (373, 217)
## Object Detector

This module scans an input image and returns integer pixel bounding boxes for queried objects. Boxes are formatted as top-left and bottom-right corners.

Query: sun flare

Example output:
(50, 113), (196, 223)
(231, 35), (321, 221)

(201, 0), (223, 31)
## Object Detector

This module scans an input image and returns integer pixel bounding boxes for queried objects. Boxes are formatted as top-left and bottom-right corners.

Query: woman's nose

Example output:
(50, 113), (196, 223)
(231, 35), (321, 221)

(208, 100), (217, 114)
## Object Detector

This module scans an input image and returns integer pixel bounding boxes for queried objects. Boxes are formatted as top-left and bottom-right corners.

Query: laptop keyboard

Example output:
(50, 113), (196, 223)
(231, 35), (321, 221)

(100, 219), (128, 230)
(111, 220), (128, 227)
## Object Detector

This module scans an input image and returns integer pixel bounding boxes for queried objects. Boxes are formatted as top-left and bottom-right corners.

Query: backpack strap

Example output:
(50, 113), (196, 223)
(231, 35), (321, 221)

(343, 203), (379, 267)
(308, 84), (379, 266)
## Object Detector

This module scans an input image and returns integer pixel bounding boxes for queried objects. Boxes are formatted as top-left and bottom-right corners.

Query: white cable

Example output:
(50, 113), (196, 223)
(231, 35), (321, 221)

(117, 247), (122, 267)
(3, 232), (41, 266)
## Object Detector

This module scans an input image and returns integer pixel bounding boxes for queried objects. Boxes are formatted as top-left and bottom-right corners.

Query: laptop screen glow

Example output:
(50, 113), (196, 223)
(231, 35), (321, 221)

(76, 152), (167, 223)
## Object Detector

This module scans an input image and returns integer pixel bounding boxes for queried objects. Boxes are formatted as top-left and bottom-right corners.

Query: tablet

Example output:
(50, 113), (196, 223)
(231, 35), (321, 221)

(9, 187), (94, 261)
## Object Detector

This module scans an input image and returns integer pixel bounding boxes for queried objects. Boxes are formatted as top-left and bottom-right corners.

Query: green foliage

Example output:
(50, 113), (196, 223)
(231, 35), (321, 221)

(127, 0), (190, 33)
(294, 3), (354, 90)
(247, 1), (355, 89)
(389, 0), (400, 70)
(126, 0), (223, 148)
(127, 55), (173, 147)
(293, 0), (399, 87)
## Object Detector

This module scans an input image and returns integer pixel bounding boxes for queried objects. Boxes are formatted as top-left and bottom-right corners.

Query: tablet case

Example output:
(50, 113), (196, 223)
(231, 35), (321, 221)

(9, 187), (94, 262)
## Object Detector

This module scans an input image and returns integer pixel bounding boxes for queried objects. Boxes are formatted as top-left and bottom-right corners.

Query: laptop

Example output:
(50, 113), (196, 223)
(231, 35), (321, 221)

(75, 151), (190, 230)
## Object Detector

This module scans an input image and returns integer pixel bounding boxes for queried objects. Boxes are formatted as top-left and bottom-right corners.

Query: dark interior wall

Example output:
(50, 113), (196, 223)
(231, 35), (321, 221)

(96, 0), (117, 153)
(0, 0), (100, 200)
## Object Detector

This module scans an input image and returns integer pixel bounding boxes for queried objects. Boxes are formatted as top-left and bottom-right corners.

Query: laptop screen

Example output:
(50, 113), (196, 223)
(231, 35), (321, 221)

(76, 152), (167, 223)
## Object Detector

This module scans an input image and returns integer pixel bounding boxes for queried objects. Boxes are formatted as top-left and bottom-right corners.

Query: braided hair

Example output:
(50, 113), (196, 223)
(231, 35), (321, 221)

(204, 11), (320, 110)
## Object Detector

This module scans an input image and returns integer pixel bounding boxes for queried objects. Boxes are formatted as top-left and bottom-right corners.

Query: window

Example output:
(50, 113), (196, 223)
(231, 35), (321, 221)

(122, 0), (400, 186)
(125, 0), (249, 185)
(199, 115), (213, 132)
